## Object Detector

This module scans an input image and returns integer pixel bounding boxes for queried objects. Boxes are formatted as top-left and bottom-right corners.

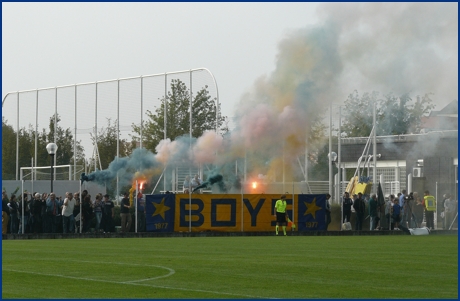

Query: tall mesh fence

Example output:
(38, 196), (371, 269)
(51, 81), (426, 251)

(2, 69), (218, 181)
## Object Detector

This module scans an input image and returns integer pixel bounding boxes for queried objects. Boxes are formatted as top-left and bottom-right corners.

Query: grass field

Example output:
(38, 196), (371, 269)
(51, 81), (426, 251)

(2, 235), (458, 299)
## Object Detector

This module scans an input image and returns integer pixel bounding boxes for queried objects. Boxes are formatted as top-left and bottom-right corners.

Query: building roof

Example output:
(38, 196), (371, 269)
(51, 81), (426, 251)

(421, 100), (458, 131)
(430, 100), (458, 117)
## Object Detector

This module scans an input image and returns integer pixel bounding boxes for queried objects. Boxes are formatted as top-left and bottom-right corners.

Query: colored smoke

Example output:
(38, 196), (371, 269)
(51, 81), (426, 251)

(81, 3), (456, 190)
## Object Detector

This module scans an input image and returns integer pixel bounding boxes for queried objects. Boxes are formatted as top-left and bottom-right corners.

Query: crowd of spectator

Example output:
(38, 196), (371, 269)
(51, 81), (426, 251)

(1, 189), (146, 235)
(340, 189), (458, 231)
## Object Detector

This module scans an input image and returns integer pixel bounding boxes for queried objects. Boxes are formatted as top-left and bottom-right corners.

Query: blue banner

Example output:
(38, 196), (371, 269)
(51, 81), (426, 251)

(146, 194), (175, 232)
(297, 194), (327, 231)
(145, 193), (326, 232)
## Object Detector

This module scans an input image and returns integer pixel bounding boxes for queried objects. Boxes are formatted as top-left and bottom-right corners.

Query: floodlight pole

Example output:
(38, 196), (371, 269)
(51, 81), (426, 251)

(46, 143), (58, 193)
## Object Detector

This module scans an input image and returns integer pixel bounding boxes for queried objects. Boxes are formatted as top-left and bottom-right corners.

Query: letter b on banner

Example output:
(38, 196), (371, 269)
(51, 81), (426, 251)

(179, 198), (204, 227)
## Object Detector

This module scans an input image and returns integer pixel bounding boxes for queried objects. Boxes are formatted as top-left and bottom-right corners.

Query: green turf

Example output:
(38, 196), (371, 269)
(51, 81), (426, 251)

(2, 235), (458, 299)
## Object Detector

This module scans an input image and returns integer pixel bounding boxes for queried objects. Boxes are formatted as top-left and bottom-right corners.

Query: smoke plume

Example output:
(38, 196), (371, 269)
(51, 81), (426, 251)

(82, 3), (456, 190)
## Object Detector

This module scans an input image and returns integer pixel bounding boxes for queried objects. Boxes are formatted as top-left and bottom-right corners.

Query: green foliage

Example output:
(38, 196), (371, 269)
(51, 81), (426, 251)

(342, 90), (377, 137)
(2, 236), (457, 298)
(132, 79), (228, 152)
(47, 114), (85, 166)
(341, 90), (435, 137)
(2, 114), (85, 179)
(309, 142), (338, 181)
(2, 117), (16, 179)
(90, 118), (131, 170)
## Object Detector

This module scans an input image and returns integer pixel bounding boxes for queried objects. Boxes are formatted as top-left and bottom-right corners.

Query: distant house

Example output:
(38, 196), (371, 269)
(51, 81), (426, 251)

(421, 100), (458, 132)
(339, 100), (458, 206)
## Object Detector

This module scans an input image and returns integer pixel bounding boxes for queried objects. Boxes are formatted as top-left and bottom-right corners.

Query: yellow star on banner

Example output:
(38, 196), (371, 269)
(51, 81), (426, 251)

(152, 198), (171, 220)
(304, 197), (322, 219)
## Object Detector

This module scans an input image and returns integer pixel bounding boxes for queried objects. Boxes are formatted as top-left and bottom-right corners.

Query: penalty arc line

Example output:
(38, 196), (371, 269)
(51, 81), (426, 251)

(72, 260), (176, 282)
(2, 269), (276, 299)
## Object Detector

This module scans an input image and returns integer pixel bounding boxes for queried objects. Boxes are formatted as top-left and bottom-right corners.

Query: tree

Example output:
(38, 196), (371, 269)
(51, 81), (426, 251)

(132, 79), (228, 151)
(89, 118), (131, 170)
(2, 114), (85, 180)
(341, 91), (377, 137)
(341, 90), (435, 137)
(2, 117), (17, 179)
(1, 119), (48, 179)
(46, 114), (85, 167)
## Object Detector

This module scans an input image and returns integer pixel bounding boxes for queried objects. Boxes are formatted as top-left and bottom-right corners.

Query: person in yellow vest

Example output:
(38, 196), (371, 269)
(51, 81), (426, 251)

(274, 194), (288, 236)
(423, 190), (436, 230)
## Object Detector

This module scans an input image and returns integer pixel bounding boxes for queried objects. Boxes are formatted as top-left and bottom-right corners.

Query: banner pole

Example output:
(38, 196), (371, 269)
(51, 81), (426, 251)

(79, 181), (82, 234)
(241, 187), (244, 232)
(291, 182), (295, 231)
(135, 180), (138, 233)
(21, 180), (24, 234)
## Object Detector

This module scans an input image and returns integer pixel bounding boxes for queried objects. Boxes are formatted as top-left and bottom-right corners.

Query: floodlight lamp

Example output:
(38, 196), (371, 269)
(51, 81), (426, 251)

(328, 152), (338, 162)
(46, 143), (58, 155)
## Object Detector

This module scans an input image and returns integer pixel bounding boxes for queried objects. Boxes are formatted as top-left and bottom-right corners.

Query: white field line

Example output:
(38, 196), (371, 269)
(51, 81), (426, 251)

(74, 260), (175, 282)
(3, 267), (274, 299)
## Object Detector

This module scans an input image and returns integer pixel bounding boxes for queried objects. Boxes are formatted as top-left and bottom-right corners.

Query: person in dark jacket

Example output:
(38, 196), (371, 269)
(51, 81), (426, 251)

(30, 193), (43, 234)
(120, 192), (132, 233)
(368, 194), (378, 230)
(353, 192), (366, 230)
(2, 191), (10, 235)
(18, 193), (31, 234)
(8, 194), (19, 234)
(102, 194), (115, 233)
(82, 194), (93, 233)
(342, 192), (353, 224)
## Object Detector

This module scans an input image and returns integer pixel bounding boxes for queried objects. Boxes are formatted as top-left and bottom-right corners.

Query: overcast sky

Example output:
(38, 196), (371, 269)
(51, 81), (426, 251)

(2, 2), (323, 118)
(4, 3), (457, 117)
(2, 2), (458, 163)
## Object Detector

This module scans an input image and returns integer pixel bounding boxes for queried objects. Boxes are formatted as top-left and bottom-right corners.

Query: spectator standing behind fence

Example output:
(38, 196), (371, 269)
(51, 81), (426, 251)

(413, 193), (424, 228)
(18, 193), (31, 234)
(39, 193), (47, 233)
(368, 194), (378, 231)
(2, 191), (10, 235)
(392, 198), (401, 230)
(93, 193), (103, 233)
(45, 193), (61, 233)
(30, 193), (42, 234)
(385, 195), (395, 230)
(82, 195), (93, 233)
(8, 194), (19, 234)
(342, 192), (353, 224)
(191, 174), (202, 193)
(62, 192), (76, 234)
(120, 192), (132, 233)
(399, 189), (407, 227)
(102, 194), (115, 233)
(423, 190), (436, 230)
(353, 192), (366, 230)
(351, 193), (358, 229)
(56, 196), (63, 233)
(136, 192), (146, 232)
(183, 175), (191, 194)
(404, 192), (415, 228)
(443, 193), (456, 229)
(440, 194), (447, 229)
(73, 192), (81, 232)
